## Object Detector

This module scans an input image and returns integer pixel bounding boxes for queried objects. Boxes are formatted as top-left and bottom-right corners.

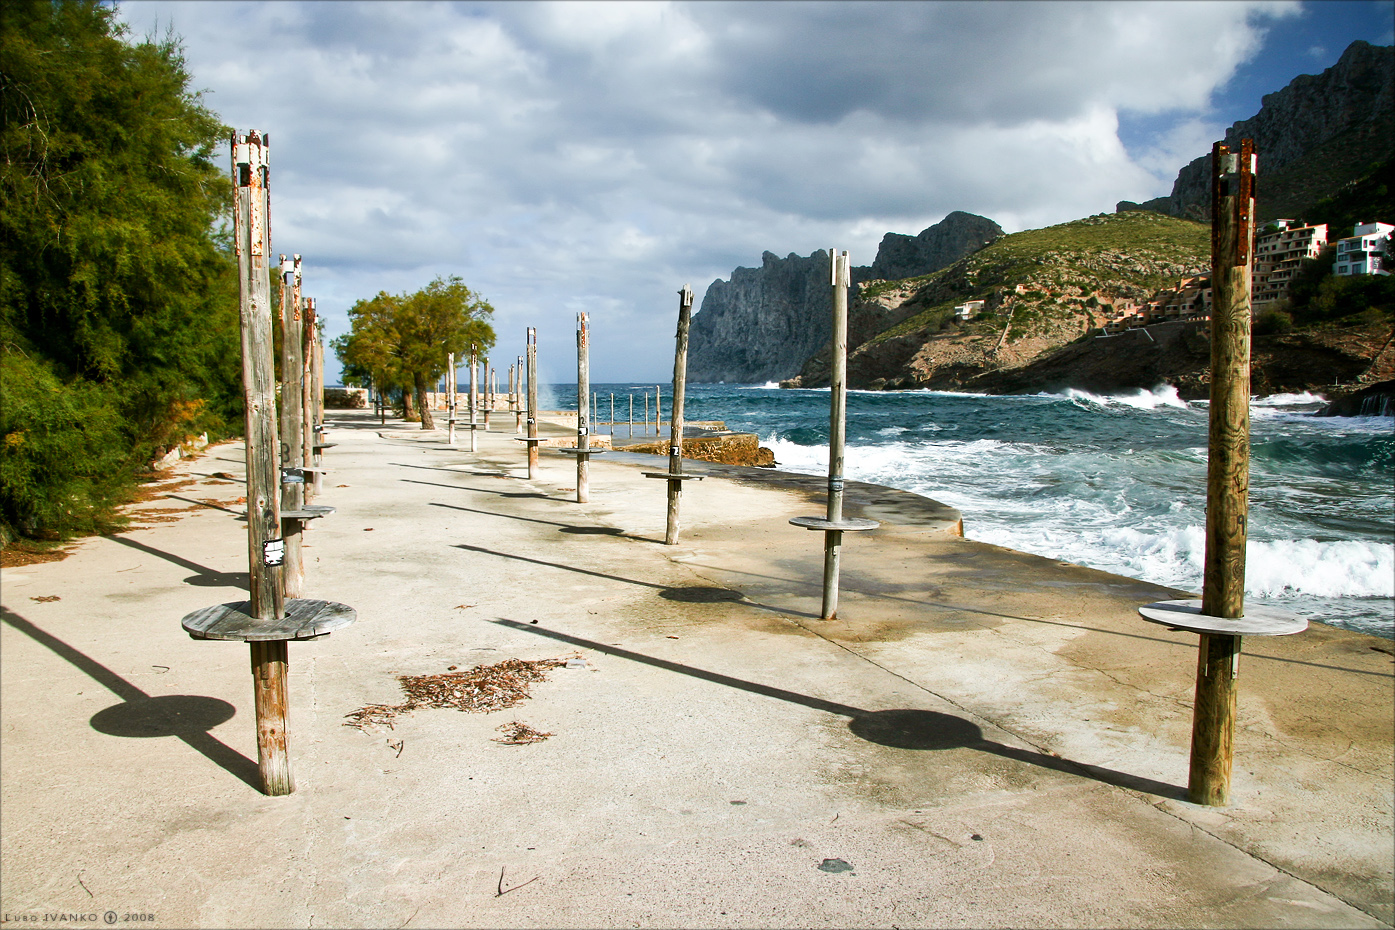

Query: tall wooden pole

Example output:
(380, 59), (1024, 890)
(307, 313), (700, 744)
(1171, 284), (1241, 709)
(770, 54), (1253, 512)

(447, 352), (457, 446)
(515, 355), (524, 432)
(576, 312), (591, 503)
(232, 130), (292, 796)
(301, 299), (316, 503)
(468, 354), (478, 452)
(823, 249), (851, 620)
(309, 299), (325, 498)
(482, 357), (491, 430)
(278, 254), (305, 599)
(526, 329), (538, 478)
(1191, 139), (1257, 807)
(664, 285), (695, 545)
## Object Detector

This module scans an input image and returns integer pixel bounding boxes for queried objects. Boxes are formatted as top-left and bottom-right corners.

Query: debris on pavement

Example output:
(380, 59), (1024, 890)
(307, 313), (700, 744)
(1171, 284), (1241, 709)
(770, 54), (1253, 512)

(344, 656), (575, 731)
(492, 721), (553, 744)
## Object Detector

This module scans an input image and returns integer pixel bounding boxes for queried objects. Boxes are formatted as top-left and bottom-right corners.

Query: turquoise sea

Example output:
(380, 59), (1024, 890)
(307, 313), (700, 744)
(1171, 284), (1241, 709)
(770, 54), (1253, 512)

(556, 381), (1394, 640)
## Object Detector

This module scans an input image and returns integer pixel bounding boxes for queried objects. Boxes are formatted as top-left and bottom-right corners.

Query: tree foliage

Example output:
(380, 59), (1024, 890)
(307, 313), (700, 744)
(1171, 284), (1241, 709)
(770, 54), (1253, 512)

(333, 276), (495, 429)
(1, 1), (240, 543)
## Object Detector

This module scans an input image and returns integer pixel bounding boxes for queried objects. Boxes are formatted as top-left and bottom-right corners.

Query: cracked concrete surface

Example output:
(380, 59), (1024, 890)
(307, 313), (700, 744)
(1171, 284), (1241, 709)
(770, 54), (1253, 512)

(2, 408), (1391, 929)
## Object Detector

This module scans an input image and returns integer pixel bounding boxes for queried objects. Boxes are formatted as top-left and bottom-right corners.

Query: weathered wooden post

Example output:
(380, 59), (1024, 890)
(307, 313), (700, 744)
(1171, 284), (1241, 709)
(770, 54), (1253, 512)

(300, 299), (316, 502)
(446, 352), (457, 446)
(643, 285), (703, 544)
(525, 330), (540, 476)
(1138, 140), (1305, 807)
(791, 250), (878, 619)
(483, 357), (493, 431)
(181, 131), (354, 798)
(308, 298), (327, 498)
(515, 354), (524, 433)
(655, 385), (662, 436)
(278, 255), (306, 597)
(557, 312), (605, 501)
(576, 315), (591, 501)
(629, 394), (634, 438)
(468, 354), (479, 451)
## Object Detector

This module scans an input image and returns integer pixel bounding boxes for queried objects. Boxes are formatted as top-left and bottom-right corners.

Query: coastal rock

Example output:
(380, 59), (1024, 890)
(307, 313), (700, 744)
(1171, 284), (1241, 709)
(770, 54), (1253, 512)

(1317, 378), (1395, 417)
(1118, 41), (1394, 222)
(687, 212), (1002, 383)
(869, 212), (1004, 282)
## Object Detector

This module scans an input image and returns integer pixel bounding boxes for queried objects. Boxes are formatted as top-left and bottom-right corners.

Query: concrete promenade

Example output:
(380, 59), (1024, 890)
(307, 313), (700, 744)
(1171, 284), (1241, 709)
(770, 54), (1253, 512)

(2, 408), (1391, 929)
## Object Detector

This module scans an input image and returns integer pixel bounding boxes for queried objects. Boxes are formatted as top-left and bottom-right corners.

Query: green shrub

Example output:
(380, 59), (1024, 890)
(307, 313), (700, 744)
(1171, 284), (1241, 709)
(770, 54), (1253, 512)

(0, 351), (134, 542)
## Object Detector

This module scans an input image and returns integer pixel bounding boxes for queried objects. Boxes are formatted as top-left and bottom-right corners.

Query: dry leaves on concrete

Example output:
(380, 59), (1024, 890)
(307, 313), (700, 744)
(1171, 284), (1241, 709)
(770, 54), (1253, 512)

(493, 721), (553, 744)
(344, 656), (572, 731)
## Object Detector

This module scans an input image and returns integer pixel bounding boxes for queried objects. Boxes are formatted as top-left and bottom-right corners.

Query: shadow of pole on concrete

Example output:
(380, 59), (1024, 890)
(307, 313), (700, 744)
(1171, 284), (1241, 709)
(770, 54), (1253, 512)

(1, 608), (261, 791)
(454, 544), (820, 619)
(403, 477), (553, 501)
(493, 617), (1187, 802)
(430, 500), (624, 534)
(105, 534), (249, 591)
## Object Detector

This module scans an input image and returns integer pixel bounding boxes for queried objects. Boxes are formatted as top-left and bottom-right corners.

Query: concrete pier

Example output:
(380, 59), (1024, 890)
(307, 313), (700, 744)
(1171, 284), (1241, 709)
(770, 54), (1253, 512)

(2, 408), (1391, 928)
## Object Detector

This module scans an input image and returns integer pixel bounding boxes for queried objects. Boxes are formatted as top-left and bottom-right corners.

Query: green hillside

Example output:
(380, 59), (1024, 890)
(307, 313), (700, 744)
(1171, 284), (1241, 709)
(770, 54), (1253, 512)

(860, 211), (1211, 347)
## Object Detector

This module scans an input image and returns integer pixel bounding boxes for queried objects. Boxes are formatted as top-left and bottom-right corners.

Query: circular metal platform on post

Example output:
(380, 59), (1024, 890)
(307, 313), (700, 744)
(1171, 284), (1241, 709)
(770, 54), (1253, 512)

(280, 504), (336, 521)
(181, 598), (357, 642)
(789, 516), (879, 532)
(642, 472), (704, 482)
(1138, 599), (1307, 636)
(553, 447), (608, 457)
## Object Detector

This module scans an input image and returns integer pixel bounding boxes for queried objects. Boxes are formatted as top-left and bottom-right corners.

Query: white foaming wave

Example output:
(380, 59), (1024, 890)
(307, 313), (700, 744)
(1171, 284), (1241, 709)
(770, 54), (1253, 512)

(974, 521), (1394, 600)
(1251, 391), (1327, 407)
(1247, 539), (1395, 598)
(1055, 384), (1190, 410)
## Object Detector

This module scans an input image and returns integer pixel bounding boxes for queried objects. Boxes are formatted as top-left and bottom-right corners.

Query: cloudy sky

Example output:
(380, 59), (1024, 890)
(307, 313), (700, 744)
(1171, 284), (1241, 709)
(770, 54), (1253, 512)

(115, 0), (1393, 384)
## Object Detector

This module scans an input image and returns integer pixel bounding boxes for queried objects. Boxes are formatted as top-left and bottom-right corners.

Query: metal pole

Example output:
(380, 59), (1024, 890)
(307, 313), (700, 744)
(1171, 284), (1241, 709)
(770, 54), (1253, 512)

(629, 394), (634, 438)
(655, 385), (661, 437)
(577, 312), (590, 503)
(822, 249), (851, 620)
(232, 130), (292, 796)
(665, 285), (695, 544)
(526, 329), (538, 478)
(278, 254), (305, 599)
(1191, 139), (1257, 807)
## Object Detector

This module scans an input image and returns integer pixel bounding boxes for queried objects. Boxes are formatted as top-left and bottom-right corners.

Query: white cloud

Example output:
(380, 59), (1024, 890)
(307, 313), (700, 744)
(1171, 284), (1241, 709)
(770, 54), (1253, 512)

(116, 0), (1304, 382)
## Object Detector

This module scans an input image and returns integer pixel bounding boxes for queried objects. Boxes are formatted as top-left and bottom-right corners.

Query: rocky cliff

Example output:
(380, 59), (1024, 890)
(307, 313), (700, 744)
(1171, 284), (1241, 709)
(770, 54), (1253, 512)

(1118, 40), (1393, 222)
(687, 212), (1003, 382)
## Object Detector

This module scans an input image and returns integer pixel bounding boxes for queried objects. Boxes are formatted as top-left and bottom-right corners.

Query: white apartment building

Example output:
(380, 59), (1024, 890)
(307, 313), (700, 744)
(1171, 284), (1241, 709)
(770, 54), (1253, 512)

(1253, 220), (1327, 310)
(1334, 222), (1392, 276)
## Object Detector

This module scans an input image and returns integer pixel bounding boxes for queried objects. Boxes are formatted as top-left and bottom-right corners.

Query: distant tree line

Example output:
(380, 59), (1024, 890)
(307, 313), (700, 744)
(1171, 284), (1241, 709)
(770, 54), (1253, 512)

(1, 1), (242, 547)
(333, 276), (495, 430)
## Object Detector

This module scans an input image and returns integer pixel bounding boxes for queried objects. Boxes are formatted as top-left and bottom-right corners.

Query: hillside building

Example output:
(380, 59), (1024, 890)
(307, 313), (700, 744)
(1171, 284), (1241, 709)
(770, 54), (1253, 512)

(1253, 220), (1327, 311)
(1148, 275), (1212, 322)
(953, 299), (985, 320)
(1334, 222), (1392, 277)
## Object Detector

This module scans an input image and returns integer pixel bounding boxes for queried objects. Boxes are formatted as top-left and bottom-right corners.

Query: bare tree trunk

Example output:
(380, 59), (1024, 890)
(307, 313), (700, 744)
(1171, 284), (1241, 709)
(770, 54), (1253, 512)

(415, 372), (435, 430)
(403, 387), (416, 421)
